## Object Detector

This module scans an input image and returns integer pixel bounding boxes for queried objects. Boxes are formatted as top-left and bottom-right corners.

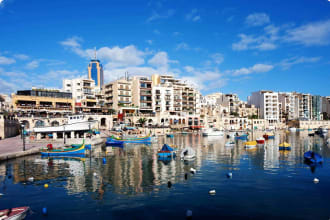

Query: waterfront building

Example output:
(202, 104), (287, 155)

(12, 88), (75, 117)
(296, 93), (312, 120)
(248, 90), (280, 128)
(0, 94), (12, 112)
(322, 96), (330, 119)
(63, 78), (104, 113)
(87, 52), (104, 90)
(278, 92), (299, 121)
(311, 95), (323, 120)
(236, 103), (259, 118)
(103, 76), (137, 117)
(132, 76), (153, 114)
(225, 93), (241, 113)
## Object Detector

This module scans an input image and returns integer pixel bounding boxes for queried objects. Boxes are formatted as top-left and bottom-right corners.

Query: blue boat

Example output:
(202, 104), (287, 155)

(235, 134), (248, 140)
(41, 144), (85, 156)
(71, 143), (91, 150)
(304, 151), (323, 164)
(166, 134), (174, 138)
(158, 144), (176, 158)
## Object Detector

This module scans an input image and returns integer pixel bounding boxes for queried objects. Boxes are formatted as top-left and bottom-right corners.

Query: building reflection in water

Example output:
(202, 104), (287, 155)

(2, 132), (330, 199)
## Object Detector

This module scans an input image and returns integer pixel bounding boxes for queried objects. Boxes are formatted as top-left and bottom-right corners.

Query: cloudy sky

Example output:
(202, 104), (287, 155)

(0, 0), (330, 99)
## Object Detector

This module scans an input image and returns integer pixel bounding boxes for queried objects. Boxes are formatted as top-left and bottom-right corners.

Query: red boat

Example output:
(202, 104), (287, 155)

(256, 137), (265, 144)
(0, 206), (29, 220)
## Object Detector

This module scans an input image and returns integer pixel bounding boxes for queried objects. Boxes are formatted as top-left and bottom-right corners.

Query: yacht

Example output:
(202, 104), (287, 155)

(202, 128), (224, 137)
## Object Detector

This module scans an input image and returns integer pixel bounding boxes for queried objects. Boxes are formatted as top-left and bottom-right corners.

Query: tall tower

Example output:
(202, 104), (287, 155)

(88, 48), (104, 90)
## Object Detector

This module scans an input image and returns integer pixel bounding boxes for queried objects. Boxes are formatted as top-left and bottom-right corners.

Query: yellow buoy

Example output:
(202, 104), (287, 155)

(44, 184), (49, 188)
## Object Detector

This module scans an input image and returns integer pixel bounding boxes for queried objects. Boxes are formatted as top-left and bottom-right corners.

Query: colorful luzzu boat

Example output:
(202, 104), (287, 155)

(244, 141), (257, 149)
(279, 142), (291, 151)
(106, 135), (151, 145)
(41, 142), (86, 156)
(158, 144), (176, 158)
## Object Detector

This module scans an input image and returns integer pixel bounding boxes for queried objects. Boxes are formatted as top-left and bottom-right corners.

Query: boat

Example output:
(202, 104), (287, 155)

(202, 128), (224, 137)
(106, 135), (151, 145)
(71, 143), (91, 150)
(0, 206), (29, 220)
(235, 134), (248, 140)
(256, 137), (265, 144)
(225, 141), (235, 147)
(41, 142), (86, 156)
(289, 127), (297, 132)
(166, 134), (174, 138)
(158, 144), (176, 158)
(244, 141), (257, 149)
(263, 132), (275, 140)
(180, 147), (196, 160)
(304, 151), (323, 164)
(279, 142), (291, 151)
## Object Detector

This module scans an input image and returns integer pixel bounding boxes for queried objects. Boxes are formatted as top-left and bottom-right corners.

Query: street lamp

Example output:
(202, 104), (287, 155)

(21, 124), (25, 151)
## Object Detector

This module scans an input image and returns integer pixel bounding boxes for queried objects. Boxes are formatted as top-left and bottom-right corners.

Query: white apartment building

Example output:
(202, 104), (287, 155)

(248, 90), (279, 124)
(278, 92), (299, 121)
(63, 78), (98, 111)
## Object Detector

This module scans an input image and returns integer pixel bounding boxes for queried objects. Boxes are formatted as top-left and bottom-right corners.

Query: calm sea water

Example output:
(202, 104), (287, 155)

(1, 131), (330, 219)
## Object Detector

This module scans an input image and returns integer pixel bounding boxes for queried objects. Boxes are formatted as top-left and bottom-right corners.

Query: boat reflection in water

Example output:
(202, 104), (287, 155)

(1, 131), (330, 219)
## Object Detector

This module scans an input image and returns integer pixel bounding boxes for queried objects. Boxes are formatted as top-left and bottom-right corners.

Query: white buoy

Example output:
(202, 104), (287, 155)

(28, 177), (34, 182)
(209, 189), (216, 195)
(186, 210), (192, 218)
(190, 168), (196, 174)
(314, 178), (319, 183)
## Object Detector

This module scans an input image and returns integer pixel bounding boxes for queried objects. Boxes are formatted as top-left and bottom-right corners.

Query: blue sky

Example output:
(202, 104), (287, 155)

(0, 0), (330, 100)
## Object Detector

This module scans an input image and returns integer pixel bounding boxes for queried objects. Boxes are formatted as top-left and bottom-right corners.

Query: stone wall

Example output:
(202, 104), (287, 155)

(0, 115), (20, 139)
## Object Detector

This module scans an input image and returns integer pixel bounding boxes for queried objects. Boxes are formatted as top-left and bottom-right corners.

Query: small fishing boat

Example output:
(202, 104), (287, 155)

(279, 142), (291, 151)
(244, 141), (257, 149)
(158, 144), (176, 158)
(71, 143), (91, 150)
(166, 134), (174, 138)
(106, 135), (151, 145)
(225, 141), (235, 147)
(256, 137), (265, 144)
(263, 132), (274, 140)
(289, 127), (297, 132)
(202, 128), (224, 137)
(0, 206), (30, 220)
(304, 151), (323, 164)
(41, 142), (85, 156)
(180, 147), (196, 160)
(235, 134), (248, 140)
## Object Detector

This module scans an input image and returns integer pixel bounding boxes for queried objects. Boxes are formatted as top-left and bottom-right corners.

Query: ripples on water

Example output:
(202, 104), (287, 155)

(1, 131), (330, 219)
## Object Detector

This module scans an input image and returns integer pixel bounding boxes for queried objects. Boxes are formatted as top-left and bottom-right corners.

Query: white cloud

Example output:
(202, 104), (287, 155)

(26, 60), (39, 69)
(0, 56), (15, 65)
(60, 36), (87, 58)
(153, 29), (160, 35)
(14, 54), (29, 60)
(232, 64), (273, 76)
(175, 42), (190, 50)
(211, 53), (224, 64)
(92, 45), (145, 68)
(232, 25), (279, 51)
(186, 9), (201, 22)
(146, 40), (153, 45)
(245, 13), (270, 27)
(285, 19), (330, 46)
(147, 9), (175, 22)
(279, 56), (321, 70)
(0, 78), (17, 94)
(148, 52), (170, 70)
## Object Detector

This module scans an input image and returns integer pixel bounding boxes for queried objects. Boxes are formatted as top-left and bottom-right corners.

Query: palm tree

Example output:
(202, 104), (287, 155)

(138, 118), (147, 127)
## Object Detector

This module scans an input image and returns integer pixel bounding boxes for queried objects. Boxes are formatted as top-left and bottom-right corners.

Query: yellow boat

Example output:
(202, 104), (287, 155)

(244, 141), (257, 149)
(279, 142), (291, 150)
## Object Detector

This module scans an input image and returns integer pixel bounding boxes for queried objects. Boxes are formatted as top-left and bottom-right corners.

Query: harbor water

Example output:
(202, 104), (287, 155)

(1, 131), (330, 219)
